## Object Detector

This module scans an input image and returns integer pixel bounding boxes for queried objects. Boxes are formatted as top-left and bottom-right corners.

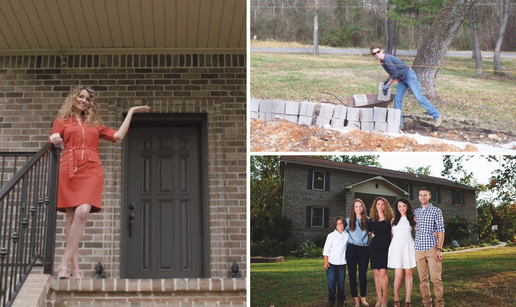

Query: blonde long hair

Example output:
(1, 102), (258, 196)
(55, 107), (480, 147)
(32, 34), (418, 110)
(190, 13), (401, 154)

(56, 86), (104, 127)
(370, 197), (394, 223)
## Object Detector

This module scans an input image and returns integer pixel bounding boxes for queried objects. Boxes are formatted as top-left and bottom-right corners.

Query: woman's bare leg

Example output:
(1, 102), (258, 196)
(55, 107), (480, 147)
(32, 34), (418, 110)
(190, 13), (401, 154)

(58, 204), (91, 278)
(404, 269), (413, 303)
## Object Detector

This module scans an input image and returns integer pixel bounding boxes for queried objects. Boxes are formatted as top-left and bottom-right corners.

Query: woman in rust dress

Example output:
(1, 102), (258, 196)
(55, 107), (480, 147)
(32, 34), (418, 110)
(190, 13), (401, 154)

(49, 86), (149, 279)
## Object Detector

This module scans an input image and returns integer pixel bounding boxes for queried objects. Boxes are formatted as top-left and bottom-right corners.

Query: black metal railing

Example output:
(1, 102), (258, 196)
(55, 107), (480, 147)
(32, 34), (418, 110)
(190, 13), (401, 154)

(0, 144), (60, 307)
(0, 153), (34, 190)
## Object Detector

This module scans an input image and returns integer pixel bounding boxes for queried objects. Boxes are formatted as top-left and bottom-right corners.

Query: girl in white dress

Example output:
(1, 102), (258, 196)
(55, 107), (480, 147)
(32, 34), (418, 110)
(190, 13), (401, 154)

(387, 198), (417, 307)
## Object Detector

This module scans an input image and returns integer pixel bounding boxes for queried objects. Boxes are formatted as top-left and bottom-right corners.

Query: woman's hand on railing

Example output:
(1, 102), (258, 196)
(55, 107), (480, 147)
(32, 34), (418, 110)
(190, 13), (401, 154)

(49, 133), (63, 145)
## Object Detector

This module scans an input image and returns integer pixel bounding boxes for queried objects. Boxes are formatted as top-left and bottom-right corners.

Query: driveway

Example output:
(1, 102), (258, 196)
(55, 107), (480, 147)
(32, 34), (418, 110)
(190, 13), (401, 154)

(444, 242), (508, 254)
(251, 47), (516, 59)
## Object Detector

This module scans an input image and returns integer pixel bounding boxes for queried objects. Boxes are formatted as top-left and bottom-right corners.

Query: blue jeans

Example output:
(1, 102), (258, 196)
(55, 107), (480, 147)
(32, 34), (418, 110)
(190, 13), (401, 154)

(394, 69), (440, 127)
(327, 263), (347, 303)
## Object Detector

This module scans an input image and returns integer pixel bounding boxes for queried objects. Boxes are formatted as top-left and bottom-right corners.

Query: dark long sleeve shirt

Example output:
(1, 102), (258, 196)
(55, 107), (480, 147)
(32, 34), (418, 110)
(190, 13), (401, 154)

(381, 54), (410, 80)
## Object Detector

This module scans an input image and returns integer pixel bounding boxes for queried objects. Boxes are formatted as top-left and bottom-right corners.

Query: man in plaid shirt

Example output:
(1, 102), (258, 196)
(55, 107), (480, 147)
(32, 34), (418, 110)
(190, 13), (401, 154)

(414, 187), (445, 307)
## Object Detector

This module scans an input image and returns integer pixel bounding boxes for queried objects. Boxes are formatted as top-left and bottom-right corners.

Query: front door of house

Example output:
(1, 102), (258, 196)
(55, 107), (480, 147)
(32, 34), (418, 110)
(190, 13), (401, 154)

(121, 114), (206, 278)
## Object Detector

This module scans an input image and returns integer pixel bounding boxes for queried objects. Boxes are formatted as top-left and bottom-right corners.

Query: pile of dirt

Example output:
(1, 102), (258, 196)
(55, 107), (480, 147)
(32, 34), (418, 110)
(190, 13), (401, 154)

(250, 117), (516, 152)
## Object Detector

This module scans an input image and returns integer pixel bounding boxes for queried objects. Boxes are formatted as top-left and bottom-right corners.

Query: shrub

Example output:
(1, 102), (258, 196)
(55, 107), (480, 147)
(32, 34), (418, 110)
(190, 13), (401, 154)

(308, 247), (324, 258)
(295, 240), (317, 258)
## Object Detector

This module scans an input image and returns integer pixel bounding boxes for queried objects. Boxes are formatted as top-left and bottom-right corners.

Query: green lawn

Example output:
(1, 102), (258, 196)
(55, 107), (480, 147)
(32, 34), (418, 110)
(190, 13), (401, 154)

(251, 245), (516, 307)
(250, 52), (516, 132)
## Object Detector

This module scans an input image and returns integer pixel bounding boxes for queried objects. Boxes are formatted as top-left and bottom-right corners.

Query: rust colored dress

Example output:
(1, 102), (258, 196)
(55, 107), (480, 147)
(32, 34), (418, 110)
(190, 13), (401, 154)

(50, 117), (117, 213)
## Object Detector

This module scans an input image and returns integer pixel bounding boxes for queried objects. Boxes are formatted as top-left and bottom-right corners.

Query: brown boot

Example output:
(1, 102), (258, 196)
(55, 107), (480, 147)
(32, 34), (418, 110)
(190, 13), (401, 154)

(328, 301), (335, 307)
(337, 302), (344, 307)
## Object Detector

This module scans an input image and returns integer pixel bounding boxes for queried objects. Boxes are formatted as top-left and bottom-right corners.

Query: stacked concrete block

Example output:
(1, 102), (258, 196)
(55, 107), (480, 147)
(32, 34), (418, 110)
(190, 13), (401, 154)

(316, 104), (335, 126)
(345, 107), (360, 129)
(353, 94), (368, 107)
(387, 108), (402, 134)
(271, 100), (286, 119)
(377, 82), (392, 101)
(375, 121), (388, 132)
(374, 107), (388, 122)
(250, 98), (260, 119)
(259, 100), (273, 121)
(298, 101), (317, 125)
(331, 118), (345, 129)
(284, 101), (300, 123)
(360, 108), (374, 132)
(331, 105), (348, 129)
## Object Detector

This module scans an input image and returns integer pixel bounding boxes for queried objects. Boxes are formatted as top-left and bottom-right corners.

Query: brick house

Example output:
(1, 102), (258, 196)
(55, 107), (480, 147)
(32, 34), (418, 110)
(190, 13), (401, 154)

(0, 1), (246, 306)
(280, 156), (477, 245)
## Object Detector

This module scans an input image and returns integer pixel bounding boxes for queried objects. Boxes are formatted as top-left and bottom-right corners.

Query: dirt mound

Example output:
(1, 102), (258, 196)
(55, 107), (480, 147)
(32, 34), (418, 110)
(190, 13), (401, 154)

(250, 117), (516, 152)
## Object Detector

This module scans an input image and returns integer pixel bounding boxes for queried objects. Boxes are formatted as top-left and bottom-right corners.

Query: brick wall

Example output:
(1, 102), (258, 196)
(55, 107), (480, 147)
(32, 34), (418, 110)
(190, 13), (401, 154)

(0, 53), (247, 279)
(283, 163), (477, 244)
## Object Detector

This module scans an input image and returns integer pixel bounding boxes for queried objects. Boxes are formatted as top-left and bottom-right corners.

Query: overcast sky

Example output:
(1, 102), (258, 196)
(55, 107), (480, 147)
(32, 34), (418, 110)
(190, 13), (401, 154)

(377, 154), (502, 185)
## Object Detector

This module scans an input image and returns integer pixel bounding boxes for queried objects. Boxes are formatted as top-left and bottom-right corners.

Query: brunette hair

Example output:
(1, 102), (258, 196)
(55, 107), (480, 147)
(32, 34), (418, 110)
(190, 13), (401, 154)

(333, 216), (347, 229)
(393, 197), (416, 228)
(370, 45), (382, 55)
(56, 85), (104, 127)
(370, 197), (394, 223)
(419, 186), (432, 195)
(349, 198), (369, 232)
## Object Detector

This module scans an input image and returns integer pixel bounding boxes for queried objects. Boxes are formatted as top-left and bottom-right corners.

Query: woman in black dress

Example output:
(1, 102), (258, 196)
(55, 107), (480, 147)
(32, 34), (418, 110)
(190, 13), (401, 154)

(369, 197), (394, 307)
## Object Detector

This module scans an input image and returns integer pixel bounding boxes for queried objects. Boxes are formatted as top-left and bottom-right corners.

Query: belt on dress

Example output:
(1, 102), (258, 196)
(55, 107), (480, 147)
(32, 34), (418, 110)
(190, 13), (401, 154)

(65, 147), (96, 179)
(349, 242), (368, 247)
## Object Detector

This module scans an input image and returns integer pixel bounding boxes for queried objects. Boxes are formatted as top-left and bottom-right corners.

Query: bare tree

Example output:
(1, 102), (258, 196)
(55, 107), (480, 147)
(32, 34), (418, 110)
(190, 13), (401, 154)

(313, 0), (320, 55)
(470, 6), (483, 76)
(493, 0), (509, 76)
(412, 0), (477, 100)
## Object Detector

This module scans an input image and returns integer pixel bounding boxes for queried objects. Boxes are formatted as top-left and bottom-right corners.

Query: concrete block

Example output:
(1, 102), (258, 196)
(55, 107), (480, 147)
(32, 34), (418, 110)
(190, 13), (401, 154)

(346, 108), (360, 121)
(331, 118), (345, 129)
(272, 100), (286, 114)
(361, 121), (375, 132)
(377, 82), (392, 101)
(319, 104), (335, 119)
(360, 108), (374, 122)
(374, 107), (388, 122)
(334, 105), (348, 119)
(259, 112), (272, 121)
(300, 101), (316, 116)
(298, 115), (315, 126)
(387, 123), (401, 134)
(346, 120), (361, 130)
(250, 111), (259, 119)
(250, 99), (260, 112)
(387, 108), (402, 125)
(285, 115), (298, 123)
(316, 116), (331, 126)
(285, 101), (300, 115)
(353, 94), (368, 107)
(375, 121), (388, 132)
(260, 100), (273, 113)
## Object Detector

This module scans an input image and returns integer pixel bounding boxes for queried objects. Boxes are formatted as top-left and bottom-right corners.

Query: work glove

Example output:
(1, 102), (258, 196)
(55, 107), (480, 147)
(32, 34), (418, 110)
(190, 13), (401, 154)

(383, 78), (390, 86)
(382, 83), (391, 96)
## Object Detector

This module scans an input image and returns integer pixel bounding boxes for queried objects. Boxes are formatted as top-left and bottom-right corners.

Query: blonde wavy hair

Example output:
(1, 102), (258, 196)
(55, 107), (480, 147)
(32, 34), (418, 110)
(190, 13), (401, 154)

(370, 197), (394, 223)
(56, 86), (104, 127)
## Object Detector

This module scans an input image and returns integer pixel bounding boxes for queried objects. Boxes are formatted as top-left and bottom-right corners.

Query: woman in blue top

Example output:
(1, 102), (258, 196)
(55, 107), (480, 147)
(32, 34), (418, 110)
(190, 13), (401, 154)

(345, 199), (371, 307)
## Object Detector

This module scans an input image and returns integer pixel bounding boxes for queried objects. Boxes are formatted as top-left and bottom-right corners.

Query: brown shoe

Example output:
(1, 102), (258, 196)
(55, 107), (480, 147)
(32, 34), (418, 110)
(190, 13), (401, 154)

(404, 302), (411, 307)
(434, 114), (444, 127)
(328, 301), (335, 307)
(337, 302), (344, 307)
(393, 300), (400, 307)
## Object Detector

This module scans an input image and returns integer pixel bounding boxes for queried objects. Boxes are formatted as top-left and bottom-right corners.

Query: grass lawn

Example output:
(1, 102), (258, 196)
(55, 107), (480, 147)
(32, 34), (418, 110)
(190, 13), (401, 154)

(251, 245), (516, 307)
(250, 52), (516, 132)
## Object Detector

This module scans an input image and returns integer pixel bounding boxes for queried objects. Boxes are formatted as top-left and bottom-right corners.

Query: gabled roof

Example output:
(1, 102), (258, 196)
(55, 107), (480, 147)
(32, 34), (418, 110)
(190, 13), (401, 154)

(281, 156), (477, 191)
(335, 176), (411, 198)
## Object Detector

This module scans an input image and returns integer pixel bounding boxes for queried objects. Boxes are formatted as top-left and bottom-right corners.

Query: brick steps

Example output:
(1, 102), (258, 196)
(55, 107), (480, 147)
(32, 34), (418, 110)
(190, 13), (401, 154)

(48, 277), (246, 307)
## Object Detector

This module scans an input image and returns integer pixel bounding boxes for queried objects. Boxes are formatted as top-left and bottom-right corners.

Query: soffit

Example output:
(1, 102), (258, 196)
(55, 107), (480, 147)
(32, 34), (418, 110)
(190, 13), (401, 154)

(0, 0), (246, 55)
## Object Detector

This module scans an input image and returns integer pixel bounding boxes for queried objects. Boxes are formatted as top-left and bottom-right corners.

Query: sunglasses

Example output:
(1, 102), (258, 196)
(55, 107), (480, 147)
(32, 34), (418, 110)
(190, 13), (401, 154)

(371, 50), (381, 56)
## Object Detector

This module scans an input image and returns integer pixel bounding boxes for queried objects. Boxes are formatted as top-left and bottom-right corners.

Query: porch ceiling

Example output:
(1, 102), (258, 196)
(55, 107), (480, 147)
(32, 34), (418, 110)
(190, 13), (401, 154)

(0, 0), (246, 55)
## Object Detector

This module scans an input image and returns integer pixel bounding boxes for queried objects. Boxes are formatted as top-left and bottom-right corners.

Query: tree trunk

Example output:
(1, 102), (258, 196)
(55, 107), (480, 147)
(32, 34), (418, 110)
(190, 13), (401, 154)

(493, 0), (509, 76)
(412, 0), (477, 100)
(384, 3), (390, 53)
(470, 7), (483, 76)
(313, 0), (319, 56)
(393, 21), (399, 56)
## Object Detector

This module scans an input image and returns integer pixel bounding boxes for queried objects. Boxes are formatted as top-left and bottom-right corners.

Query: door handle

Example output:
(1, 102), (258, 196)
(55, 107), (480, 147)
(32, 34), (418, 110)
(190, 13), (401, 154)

(128, 212), (136, 238)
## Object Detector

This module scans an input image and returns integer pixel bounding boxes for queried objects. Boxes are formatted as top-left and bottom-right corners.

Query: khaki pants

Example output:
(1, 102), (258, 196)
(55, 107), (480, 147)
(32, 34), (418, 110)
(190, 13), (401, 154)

(415, 246), (444, 307)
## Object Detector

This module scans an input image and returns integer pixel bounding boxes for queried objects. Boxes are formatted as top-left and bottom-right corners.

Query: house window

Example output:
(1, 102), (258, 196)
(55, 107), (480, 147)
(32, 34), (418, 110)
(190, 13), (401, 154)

(312, 170), (325, 191)
(312, 207), (324, 227)
(452, 190), (465, 206)
(429, 186), (441, 203)
(306, 206), (329, 228)
(397, 181), (413, 199)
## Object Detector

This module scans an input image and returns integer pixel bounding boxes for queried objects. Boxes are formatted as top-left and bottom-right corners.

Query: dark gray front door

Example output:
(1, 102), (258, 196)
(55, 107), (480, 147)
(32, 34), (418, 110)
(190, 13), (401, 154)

(121, 116), (206, 278)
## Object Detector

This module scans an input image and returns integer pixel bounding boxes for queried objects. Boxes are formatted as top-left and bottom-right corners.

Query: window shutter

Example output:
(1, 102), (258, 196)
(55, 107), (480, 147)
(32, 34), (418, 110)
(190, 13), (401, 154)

(325, 171), (331, 191)
(409, 183), (413, 200)
(306, 206), (312, 227)
(324, 207), (330, 228)
(461, 191), (465, 206)
(437, 187), (441, 203)
(308, 169), (313, 189)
